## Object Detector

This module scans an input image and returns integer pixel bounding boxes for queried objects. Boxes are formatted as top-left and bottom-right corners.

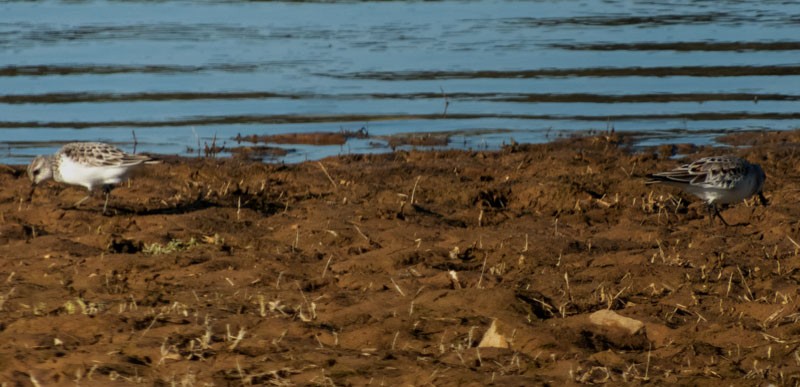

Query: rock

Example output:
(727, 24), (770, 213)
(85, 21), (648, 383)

(589, 309), (644, 335)
(580, 310), (649, 350)
(478, 319), (509, 349)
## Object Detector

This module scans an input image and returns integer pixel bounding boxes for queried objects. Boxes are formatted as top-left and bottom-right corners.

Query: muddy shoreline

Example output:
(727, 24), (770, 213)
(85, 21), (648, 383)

(1, 130), (799, 385)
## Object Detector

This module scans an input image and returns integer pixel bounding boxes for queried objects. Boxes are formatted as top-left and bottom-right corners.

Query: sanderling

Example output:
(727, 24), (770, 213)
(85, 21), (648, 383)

(27, 142), (157, 213)
(646, 155), (767, 226)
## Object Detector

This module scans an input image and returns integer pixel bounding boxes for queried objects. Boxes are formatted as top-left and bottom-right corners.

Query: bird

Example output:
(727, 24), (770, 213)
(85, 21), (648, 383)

(27, 142), (157, 214)
(645, 155), (767, 226)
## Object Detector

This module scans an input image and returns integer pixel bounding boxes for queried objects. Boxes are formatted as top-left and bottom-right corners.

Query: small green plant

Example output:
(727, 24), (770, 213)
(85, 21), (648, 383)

(143, 238), (198, 255)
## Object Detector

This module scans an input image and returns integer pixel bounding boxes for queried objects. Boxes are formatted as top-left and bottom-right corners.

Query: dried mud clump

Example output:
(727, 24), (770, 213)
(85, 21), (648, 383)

(1, 130), (799, 385)
(384, 133), (450, 149)
(235, 127), (369, 146)
(229, 145), (289, 161)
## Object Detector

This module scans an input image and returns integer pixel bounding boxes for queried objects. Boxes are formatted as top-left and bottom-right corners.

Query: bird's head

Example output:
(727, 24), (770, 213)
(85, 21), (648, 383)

(27, 156), (53, 185)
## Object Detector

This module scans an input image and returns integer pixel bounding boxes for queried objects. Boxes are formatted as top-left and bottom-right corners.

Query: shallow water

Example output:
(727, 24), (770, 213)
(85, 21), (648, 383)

(1, 0), (799, 163)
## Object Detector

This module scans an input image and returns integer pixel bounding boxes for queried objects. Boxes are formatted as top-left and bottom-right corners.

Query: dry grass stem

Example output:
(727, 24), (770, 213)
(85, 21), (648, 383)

(391, 331), (400, 350)
(477, 254), (488, 289)
(353, 225), (370, 242)
(737, 266), (754, 301)
(317, 162), (338, 191)
(410, 175), (422, 205)
(322, 254), (333, 278)
(788, 235), (800, 255)
(390, 278), (406, 297)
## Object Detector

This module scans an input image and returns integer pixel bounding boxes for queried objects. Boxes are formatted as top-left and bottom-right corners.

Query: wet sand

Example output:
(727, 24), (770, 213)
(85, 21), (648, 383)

(1, 130), (799, 385)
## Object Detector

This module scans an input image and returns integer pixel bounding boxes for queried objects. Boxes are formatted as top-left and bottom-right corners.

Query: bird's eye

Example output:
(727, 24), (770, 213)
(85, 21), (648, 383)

(33, 170), (40, 176)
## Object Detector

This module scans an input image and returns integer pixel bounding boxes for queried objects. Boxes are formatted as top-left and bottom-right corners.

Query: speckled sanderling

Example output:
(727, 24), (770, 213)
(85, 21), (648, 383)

(27, 142), (157, 213)
(646, 155), (767, 226)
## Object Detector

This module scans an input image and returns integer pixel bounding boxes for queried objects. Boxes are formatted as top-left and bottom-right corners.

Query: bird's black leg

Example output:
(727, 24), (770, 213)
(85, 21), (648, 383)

(707, 204), (716, 226)
(708, 203), (729, 227)
(102, 185), (112, 214)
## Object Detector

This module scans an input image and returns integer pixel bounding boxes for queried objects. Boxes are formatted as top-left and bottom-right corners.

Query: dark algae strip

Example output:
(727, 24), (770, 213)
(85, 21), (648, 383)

(326, 66), (800, 80)
(0, 63), (260, 77)
(501, 13), (754, 27)
(2, 92), (798, 104)
(3, 112), (800, 129)
(4, 64), (799, 79)
(550, 41), (800, 52)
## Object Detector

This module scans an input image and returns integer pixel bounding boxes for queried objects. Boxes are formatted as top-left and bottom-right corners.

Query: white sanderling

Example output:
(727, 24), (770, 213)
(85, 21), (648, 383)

(646, 155), (767, 226)
(27, 142), (157, 213)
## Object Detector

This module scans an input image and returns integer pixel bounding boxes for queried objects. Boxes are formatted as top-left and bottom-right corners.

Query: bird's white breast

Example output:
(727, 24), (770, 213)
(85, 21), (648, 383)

(56, 155), (131, 190)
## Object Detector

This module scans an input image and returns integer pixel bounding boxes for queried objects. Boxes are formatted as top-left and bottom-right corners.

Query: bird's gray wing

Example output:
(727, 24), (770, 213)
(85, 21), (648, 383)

(62, 142), (152, 167)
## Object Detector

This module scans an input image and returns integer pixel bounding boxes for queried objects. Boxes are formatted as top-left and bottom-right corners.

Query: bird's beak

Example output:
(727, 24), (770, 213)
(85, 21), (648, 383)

(27, 183), (36, 202)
